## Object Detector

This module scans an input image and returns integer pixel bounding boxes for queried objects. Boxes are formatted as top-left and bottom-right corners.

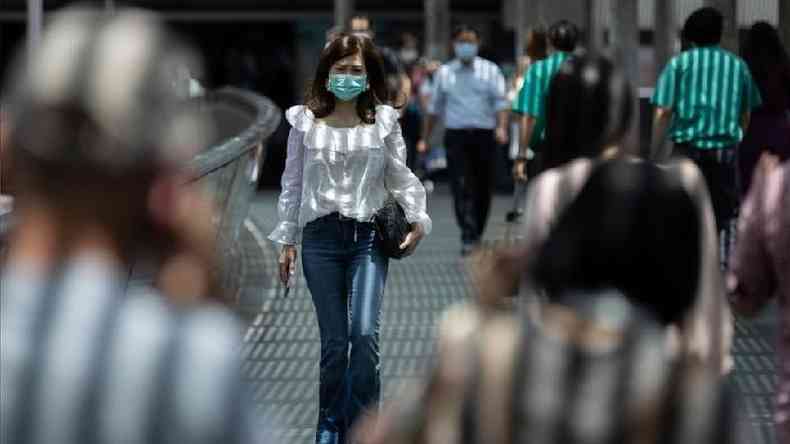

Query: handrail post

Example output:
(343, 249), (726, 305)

(27, 0), (42, 56)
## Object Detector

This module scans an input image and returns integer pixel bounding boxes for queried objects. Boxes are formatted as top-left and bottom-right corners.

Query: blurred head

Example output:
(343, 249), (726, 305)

(534, 160), (700, 326)
(4, 8), (211, 255)
(526, 27), (548, 61)
(307, 34), (388, 124)
(743, 22), (790, 84)
(349, 14), (375, 40)
(543, 54), (633, 169)
(548, 20), (579, 52)
(453, 24), (481, 62)
(682, 7), (723, 47)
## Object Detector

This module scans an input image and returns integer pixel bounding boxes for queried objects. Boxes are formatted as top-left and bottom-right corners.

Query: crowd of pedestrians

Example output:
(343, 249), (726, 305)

(2, 4), (790, 444)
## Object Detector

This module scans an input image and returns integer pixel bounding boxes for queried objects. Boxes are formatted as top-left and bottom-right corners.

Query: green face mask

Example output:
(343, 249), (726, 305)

(327, 73), (368, 101)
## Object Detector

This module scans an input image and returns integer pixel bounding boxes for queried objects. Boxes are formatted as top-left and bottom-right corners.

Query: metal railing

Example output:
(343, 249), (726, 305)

(0, 195), (11, 243)
(0, 87), (282, 304)
(187, 87), (281, 303)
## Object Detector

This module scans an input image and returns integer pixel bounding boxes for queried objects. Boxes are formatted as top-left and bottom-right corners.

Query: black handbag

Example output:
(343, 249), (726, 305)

(374, 197), (411, 259)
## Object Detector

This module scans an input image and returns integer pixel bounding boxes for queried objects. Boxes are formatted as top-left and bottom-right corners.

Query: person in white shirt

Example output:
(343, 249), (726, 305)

(417, 25), (509, 256)
(269, 34), (431, 444)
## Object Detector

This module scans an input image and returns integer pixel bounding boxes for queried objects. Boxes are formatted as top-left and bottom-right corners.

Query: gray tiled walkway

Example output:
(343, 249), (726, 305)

(240, 186), (778, 444)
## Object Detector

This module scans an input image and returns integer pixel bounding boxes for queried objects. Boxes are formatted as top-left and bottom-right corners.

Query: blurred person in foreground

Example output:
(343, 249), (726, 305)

(516, 54), (732, 372)
(512, 20), (578, 182)
(417, 24), (509, 256)
(651, 7), (762, 269)
(0, 8), (263, 444)
(270, 34), (430, 444)
(729, 154), (790, 442)
(355, 160), (746, 444)
(738, 21), (790, 194)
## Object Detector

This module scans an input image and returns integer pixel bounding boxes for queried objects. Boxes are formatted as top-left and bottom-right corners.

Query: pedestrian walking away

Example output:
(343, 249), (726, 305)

(417, 24), (509, 256)
(506, 28), (547, 224)
(651, 6), (762, 269)
(738, 21), (790, 194)
(512, 20), (579, 180)
(268, 34), (431, 444)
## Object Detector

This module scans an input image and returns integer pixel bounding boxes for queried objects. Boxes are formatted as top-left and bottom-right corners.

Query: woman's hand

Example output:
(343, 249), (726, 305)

(279, 245), (297, 286)
(399, 223), (425, 256)
(758, 152), (780, 176)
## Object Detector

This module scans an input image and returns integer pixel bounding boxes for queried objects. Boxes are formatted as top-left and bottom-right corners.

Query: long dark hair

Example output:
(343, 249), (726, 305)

(306, 34), (389, 124)
(543, 55), (633, 170)
(526, 27), (548, 61)
(534, 160), (700, 326)
(742, 22), (790, 99)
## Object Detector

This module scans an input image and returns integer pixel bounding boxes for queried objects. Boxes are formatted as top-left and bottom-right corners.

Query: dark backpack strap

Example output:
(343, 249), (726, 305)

(459, 331), (484, 444)
(12, 271), (66, 444)
(145, 309), (187, 444)
(77, 281), (127, 444)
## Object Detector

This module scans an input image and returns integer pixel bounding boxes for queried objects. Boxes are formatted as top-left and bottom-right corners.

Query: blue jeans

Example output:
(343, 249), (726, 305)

(301, 213), (389, 442)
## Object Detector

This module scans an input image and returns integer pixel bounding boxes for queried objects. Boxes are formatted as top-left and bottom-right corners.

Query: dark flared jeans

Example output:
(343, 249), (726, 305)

(301, 213), (389, 443)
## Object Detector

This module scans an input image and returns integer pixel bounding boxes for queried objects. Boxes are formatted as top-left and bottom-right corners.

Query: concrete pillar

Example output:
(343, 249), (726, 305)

(611, 0), (641, 155)
(334, 0), (354, 30)
(704, 0), (737, 51)
(27, 0), (43, 55)
(583, 0), (605, 51)
(425, 0), (450, 61)
(515, 0), (527, 61)
(654, 0), (676, 79)
(780, 0), (790, 48)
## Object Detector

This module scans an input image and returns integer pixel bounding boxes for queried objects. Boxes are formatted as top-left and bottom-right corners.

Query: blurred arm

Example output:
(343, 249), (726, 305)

(519, 115), (537, 157)
(651, 107), (673, 161)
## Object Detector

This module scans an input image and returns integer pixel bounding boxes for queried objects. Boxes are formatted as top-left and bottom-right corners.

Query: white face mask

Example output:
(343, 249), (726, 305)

(400, 48), (419, 64)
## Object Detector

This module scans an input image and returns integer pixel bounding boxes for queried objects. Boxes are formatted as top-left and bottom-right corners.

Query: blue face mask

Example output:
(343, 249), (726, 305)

(327, 73), (368, 101)
(454, 43), (478, 61)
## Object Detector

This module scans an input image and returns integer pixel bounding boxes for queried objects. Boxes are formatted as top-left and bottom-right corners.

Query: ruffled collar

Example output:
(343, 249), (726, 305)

(285, 105), (399, 152)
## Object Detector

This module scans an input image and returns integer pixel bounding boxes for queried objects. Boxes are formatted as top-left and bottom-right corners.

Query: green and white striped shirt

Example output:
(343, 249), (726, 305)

(512, 51), (571, 147)
(652, 45), (762, 149)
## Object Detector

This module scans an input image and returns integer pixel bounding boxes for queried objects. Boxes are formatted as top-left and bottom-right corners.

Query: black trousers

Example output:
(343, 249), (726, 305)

(675, 143), (738, 269)
(445, 129), (496, 243)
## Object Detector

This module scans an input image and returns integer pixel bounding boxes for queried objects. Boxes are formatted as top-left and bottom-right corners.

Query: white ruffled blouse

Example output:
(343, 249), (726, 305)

(268, 105), (432, 245)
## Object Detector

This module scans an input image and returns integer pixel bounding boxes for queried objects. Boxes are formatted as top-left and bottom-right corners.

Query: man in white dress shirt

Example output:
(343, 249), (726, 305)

(417, 24), (509, 255)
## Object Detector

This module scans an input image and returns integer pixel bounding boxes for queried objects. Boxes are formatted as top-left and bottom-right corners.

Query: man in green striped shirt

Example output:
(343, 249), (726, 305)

(512, 20), (578, 180)
(651, 7), (762, 268)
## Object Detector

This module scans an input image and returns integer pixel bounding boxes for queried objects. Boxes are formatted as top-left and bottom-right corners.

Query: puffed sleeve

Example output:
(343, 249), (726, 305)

(380, 107), (432, 235)
(268, 127), (305, 245)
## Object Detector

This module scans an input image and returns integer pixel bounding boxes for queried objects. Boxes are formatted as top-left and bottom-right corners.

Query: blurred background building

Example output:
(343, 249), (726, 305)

(1, 0), (787, 185)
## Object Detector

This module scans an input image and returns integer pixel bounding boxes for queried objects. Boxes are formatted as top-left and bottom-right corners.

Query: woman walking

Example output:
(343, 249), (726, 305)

(739, 21), (790, 194)
(269, 34), (431, 444)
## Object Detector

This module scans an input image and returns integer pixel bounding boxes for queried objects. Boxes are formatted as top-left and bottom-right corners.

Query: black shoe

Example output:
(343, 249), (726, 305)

(461, 242), (476, 257)
(316, 429), (341, 444)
